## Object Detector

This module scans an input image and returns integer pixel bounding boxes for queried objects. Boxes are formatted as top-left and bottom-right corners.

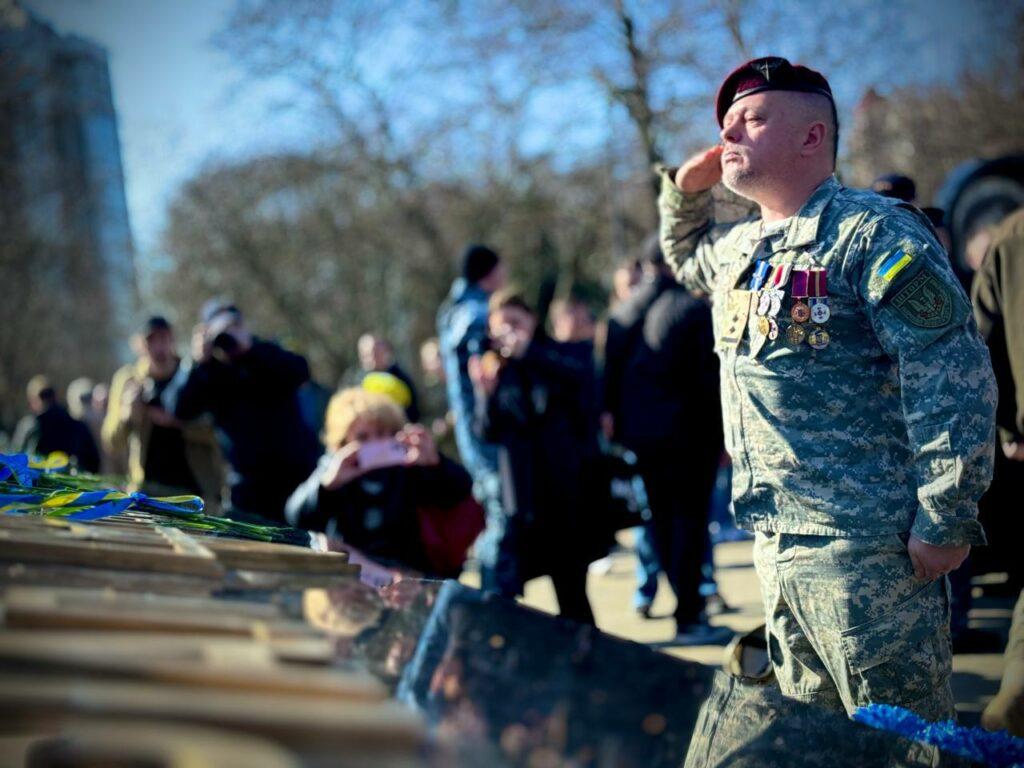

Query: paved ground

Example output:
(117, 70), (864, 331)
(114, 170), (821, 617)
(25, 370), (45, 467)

(502, 533), (1013, 727)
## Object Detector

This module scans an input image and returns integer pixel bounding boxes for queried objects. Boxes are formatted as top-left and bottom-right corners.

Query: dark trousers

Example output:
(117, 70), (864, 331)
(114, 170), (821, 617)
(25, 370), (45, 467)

(549, 559), (595, 625)
(638, 450), (718, 631)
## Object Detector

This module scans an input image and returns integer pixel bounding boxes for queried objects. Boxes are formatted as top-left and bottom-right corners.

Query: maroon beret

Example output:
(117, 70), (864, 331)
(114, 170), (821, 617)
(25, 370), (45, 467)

(716, 56), (833, 126)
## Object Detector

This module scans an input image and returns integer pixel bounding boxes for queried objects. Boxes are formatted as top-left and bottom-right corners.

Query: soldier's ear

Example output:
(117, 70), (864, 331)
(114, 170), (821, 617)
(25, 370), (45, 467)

(800, 121), (827, 156)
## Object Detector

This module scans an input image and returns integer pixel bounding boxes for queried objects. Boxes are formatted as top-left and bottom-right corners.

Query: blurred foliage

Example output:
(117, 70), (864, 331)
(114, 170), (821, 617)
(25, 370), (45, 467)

(157, 149), (655, 385)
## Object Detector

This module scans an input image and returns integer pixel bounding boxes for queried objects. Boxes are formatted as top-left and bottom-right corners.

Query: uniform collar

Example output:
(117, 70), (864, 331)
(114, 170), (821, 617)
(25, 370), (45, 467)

(778, 175), (842, 249)
(743, 174), (842, 254)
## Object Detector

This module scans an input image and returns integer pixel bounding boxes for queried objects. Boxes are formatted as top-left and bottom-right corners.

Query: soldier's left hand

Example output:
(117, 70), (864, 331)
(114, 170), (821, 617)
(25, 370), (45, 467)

(907, 535), (969, 581)
(1001, 440), (1024, 461)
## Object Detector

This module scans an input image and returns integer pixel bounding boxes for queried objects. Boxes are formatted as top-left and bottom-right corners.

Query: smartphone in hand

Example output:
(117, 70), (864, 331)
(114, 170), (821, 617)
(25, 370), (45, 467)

(357, 439), (408, 472)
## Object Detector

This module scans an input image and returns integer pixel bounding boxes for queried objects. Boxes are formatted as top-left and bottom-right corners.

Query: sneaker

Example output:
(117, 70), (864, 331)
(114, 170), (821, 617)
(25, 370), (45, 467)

(705, 593), (737, 617)
(672, 622), (733, 647)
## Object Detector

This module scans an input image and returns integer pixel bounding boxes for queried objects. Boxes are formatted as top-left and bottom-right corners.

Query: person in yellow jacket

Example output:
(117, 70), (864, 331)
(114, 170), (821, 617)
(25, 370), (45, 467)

(102, 316), (224, 512)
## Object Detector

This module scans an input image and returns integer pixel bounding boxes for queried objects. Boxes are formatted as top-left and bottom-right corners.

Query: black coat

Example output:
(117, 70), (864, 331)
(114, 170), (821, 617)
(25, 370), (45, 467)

(13, 405), (100, 473)
(284, 455), (472, 575)
(603, 273), (723, 458)
(477, 340), (604, 580)
(164, 339), (321, 522)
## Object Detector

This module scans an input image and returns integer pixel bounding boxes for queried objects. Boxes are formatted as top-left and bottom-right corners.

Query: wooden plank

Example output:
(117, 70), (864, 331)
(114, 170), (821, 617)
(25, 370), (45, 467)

(204, 543), (354, 574)
(0, 674), (425, 750)
(228, 569), (361, 590)
(156, 525), (218, 560)
(1, 586), (283, 620)
(202, 538), (346, 558)
(0, 560), (222, 595)
(0, 634), (387, 701)
(2, 598), (316, 639)
(0, 533), (226, 578)
(0, 631), (334, 666)
(23, 721), (301, 768)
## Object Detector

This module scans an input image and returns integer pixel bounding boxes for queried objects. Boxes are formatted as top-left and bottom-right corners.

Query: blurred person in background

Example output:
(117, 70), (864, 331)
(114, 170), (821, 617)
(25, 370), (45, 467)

(163, 300), (320, 524)
(67, 376), (108, 473)
(286, 388), (475, 580)
(103, 316), (223, 510)
(419, 337), (457, 456)
(13, 375), (100, 472)
(976, 207), (1024, 734)
(550, 294), (597, 346)
(602, 238), (728, 644)
(612, 259), (643, 307)
(470, 289), (600, 624)
(357, 333), (421, 423)
(437, 244), (509, 591)
(871, 173), (917, 204)
(549, 294), (600, 410)
(66, 377), (100, 437)
(873, 173), (954, 254)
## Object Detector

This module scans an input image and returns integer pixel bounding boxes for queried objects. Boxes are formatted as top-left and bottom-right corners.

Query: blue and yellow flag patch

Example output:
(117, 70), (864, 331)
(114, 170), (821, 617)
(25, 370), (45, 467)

(877, 249), (914, 283)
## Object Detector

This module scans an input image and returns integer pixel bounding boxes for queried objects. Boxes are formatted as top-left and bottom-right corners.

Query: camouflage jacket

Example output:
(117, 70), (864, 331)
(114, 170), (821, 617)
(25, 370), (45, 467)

(658, 171), (995, 545)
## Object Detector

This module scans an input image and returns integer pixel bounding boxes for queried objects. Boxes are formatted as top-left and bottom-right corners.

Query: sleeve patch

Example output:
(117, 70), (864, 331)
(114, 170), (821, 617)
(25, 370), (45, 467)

(889, 269), (953, 328)
(878, 249), (913, 282)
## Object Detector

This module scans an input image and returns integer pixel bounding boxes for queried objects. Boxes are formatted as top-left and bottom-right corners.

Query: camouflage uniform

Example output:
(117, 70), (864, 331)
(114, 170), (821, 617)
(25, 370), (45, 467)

(658, 171), (997, 719)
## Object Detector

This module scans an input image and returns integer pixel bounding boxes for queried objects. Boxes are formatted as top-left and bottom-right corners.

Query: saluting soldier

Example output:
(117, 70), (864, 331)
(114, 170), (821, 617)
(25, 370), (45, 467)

(658, 56), (997, 720)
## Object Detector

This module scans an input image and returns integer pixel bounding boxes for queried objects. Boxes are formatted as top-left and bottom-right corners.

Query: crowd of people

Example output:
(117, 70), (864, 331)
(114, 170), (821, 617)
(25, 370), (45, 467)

(7, 52), (1024, 733)
(4, 233), (741, 639)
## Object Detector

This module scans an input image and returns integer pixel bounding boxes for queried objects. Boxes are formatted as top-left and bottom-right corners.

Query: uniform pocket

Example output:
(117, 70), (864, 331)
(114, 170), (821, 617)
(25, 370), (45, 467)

(839, 579), (950, 707)
(757, 343), (811, 380)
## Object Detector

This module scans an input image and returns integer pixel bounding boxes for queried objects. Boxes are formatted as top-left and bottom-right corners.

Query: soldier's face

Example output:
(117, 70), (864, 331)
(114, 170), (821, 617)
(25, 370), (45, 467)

(720, 92), (804, 199)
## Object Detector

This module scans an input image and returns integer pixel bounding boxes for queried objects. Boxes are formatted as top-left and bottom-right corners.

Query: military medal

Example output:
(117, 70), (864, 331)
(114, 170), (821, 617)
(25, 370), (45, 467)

(786, 323), (806, 345)
(757, 316), (771, 336)
(764, 263), (792, 318)
(808, 268), (831, 324)
(810, 301), (830, 324)
(767, 317), (780, 340)
(790, 268), (811, 323)
(807, 326), (830, 350)
(750, 261), (771, 316)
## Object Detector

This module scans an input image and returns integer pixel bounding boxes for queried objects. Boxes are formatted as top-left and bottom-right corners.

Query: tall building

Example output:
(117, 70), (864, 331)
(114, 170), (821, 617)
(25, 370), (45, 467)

(0, 2), (137, 425)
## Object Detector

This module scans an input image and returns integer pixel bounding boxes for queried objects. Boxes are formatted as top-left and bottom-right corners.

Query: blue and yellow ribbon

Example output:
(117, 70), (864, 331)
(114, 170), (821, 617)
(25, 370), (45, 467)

(0, 454), (33, 486)
(1, 487), (204, 521)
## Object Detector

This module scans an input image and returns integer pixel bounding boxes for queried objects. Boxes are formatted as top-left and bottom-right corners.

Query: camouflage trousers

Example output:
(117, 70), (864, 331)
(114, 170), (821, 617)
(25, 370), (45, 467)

(753, 532), (956, 721)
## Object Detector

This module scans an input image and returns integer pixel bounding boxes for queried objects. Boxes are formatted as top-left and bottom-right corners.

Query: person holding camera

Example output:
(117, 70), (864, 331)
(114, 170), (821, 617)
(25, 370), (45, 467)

(470, 289), (600, 624)
(285, 388), (475, 579)
(102, 316), (222, 508)
(162, 301), (321, 524)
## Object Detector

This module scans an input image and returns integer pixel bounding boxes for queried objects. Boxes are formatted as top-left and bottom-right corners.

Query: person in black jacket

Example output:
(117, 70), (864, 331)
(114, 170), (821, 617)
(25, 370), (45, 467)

(602, 239), (729, 645)
(470, 289), (600, 625)
(162, 301), (321, 524)
(285, 388), (473, 578)
(12, 375), (100, 472)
